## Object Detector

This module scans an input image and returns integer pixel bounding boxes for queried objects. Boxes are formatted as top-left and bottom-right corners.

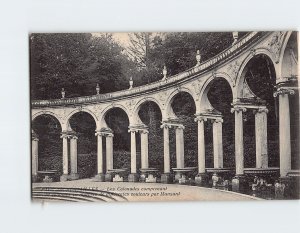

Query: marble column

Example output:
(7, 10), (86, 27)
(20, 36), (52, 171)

(194, 116), (208, 186)
(274, 89), (294, 176)
(231, 106), (247, 175)
(95, 131), (104, 181)
(195, 117), (206, 174)
(140, 129), (149, 169)
(96, 132), (103, 174)
(255, 107), (268, 168)
(213, 118), (223, 169)
(128, 129), (138, 182)
(31, 133), (39, 180)
(106, 133), (114, 171)
(163, 125), (170, 173)
(62, 134), (69, 175)
(175, 125), (185, 168)
(130, 130), (137, 173)
(70, 135), (78, 179)
(231, 106), (247, 192)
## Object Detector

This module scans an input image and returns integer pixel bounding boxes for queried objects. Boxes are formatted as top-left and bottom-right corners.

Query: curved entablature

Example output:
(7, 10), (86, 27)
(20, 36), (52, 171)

(32, 31), (269, 108)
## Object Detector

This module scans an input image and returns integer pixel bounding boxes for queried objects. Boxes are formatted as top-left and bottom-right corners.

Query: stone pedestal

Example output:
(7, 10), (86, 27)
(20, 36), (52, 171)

(195, 173), (209, 186)
(60, 174), (68, 182)
(94, 173), (105, 182)
(32, 174), (38, 183)
(128, 173), (138, 182)
(161, 173), (171, 184)
(232, 175), (247, 193)
(68, 173), (79, 180)
(105, 173), (113, 182)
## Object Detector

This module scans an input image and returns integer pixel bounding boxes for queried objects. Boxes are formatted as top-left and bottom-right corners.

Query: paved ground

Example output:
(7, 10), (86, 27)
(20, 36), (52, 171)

(33, 178), (261, 202)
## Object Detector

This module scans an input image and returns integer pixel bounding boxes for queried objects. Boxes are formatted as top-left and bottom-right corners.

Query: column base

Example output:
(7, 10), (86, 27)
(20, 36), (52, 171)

(68, 173), (79, 180)
(128, 173), (138, 182)
(32, 174), (38, 183)
(94, 174), (105, 182)
(60, 174), (69, 182)
(232, 175), (248, 193)
(161, 173), (172, 184)
(195, 173), (209, 186)
(275, 176), (299, 200)
(105, 173), (113, 182)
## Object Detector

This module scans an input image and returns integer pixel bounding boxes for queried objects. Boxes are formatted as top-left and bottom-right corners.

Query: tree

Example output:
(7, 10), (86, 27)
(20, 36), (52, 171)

(30, 33), (131, 99)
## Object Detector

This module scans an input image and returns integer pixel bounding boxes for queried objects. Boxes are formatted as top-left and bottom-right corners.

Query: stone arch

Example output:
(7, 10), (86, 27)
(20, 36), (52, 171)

(99, 103), (131, 127)
(65, 108), (99, 130)
(198, 72), (235, 113)
(164, 87), (197, 120)
(132, 97), (163, 124)
(32, 111), (63, 129)
(278, 31), (294, 68)
(235, 50), (277, 99)
(279, 31), (298, 80)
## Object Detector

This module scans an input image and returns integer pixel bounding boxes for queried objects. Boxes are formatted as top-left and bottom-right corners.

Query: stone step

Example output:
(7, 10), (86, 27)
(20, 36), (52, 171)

(32, 193), (94, 202)
(32, 187), (127, 202)
(32, 190), (107, 202)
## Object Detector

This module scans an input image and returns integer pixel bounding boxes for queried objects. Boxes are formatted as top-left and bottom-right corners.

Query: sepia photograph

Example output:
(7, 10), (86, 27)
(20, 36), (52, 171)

(30, 31), (299, 202)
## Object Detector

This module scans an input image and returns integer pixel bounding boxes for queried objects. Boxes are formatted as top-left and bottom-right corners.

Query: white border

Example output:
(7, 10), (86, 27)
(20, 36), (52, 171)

(0, 0), (300, 233)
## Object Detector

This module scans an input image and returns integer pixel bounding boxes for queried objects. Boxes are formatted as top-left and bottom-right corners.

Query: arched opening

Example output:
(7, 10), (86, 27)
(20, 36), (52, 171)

(32, 114), (62, 177)
(68, 112), (97, 178)
(240, 54), (278, 168)
(137, 101), (163, 171)
(207, 77), (234, 168)
(170, 92), (197, 169)
(104, 107), (130, 176)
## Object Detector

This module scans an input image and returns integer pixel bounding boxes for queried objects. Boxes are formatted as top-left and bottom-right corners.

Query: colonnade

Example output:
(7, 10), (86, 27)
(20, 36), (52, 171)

(31, 84), (297, 186)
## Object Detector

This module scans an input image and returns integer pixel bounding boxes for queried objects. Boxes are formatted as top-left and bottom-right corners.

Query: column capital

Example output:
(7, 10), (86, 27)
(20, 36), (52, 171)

(160, 122), (185, 130)
(230, 105), (247, 113)
(96, 128), (114, 137)
(70, 135), (78, 140)
(140, 129), (149, 134)
(194, 115), (207, 123)
(174, 124), (185, 130)
(253, 106), (269, 114)
(160, 122), (172, 129)
(128, 124), (148, 133)
(212, 118), (223, 123)
(61, 130), (77, 139)
(273, 87), (295, 97)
